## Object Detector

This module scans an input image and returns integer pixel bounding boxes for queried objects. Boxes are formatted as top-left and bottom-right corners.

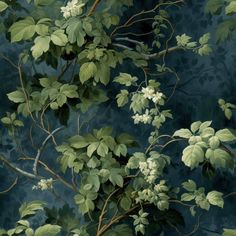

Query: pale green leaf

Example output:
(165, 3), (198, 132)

(9, 17), (36, 42)
(0, 1), (8, 12)
(31, 36), (51, 59)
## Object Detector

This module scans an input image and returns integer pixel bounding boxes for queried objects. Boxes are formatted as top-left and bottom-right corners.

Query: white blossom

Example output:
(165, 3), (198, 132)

(152, 92), (163, 103)
(32, 178), (53, 191)
(141, 87), (155, 99)
(132, 110), (152, 124)
(61, 0), (85, 19)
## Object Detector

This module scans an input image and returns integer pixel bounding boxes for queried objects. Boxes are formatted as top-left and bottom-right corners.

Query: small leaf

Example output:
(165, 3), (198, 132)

(79, 62), (97, 84)
(206, 191), (224, 208)
(173, 129), (192, 138)
(51, 29), (68, 46)
(0, 1), (8, 12)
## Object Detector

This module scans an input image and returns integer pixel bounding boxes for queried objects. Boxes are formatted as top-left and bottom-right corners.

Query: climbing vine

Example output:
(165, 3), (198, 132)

(0, 0), (236, 235)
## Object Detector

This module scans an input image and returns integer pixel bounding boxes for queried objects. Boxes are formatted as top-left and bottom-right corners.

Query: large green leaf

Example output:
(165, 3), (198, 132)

(182, 144), (204, 169)
(35, 225), (61, 236)
(9, 17), (36, 42)
(216, 19), (236, 42)
(205, 0), (224, 14)
(215, 129), (236, 142)
(19, 201), (44, 218)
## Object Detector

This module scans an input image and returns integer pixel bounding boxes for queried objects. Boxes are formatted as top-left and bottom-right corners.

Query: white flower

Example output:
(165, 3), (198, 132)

(141, 87), (155, 99)
(142, 110), (151, 124)
(61, 0), (85, 19)
(152, 92), (163, 103)
(32, 178), (53, 191)
(132, 114), (142, 124)
(147, 175), (156, 184)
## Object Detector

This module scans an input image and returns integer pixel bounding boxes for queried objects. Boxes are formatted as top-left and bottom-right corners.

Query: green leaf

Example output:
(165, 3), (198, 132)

(34, 0), (55, 6)
(190, 121), (202, 133)
(215, 129), (236, 142)
(176, 34), (191, 47)
(7, 90), (25, 103)
(199, 121), (212, 132)
(205, 148), (233, 169)
(199, 33), (211, 45)
(182, 180), (197, 191)
(226, 1), (236, 15)
(181, 193), (195, 201)
(109, 170), (124, 187)
(205, 0), (224, 14)
(31, 36), (51, 59)
(182, 144), (205, 169)
(60, 84), (78, 98)
(114, 73), (138, 86)
(87, 142), (99, 157)
(66, 19), (85, 46)
(9, 17), (36, 42)
(79, 62), (97, 84)
(206, 191), (224, 208)
(51, 29), (68, 46)
(116, 90), (129, 107)
(216, 19), (236, 42)
(97, 142), (109, 157)
(69, 135), (89, 149)
(120, 196), (132, 210)
(173, 129), (192, 138)
(222, 229), (236, 236)
(35, 224), (61, 236)
(19, 201), (44, 218)
(0, 1), (8, 12)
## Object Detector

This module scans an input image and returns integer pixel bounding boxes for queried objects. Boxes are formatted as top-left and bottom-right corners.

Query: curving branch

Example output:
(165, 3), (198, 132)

(33, 127), (63, 175)
(0, 154), (39, 179)
(0, 177), (18, 194)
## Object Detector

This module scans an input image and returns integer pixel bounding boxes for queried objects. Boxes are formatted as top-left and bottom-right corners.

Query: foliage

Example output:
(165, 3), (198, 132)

(0, 0), (235, 235)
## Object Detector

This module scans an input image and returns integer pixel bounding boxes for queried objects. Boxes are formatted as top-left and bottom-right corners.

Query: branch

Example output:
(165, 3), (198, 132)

(20, 157), (78, 192)
(33, 127), (63, 175)
(114, 37), (144, 46)
(110, 0), (184, 37)
(113, 43), (180, 60)
(0, 154), (38, 179)
(87, 0), (102, 16)
(0, 177), (18, 194)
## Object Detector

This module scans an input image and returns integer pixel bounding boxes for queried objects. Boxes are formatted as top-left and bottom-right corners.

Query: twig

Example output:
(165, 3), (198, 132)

(114, 37), (144, 46)
(33, 127), (63, 175)
(96, 189), (120, 235)
(0, 177), (18, 194)
(20, 157), (78, 192)
(110, 0), (184, 37)
(87, 0), (102, 16)
(0, 154), (38, 179)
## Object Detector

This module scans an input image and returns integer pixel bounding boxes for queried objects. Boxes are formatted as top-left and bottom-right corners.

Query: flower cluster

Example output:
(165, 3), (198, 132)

(135, 180), (170, 211)
(61, 0), (85, 19)
(132, 109), (152, 124)
(141, 87), (163, 104)
(32, 178), (53, 191)
(139, 158), (160, 184)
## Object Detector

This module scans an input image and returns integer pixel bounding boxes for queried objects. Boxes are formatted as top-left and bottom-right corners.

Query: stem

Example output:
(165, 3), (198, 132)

(33, 127), (63, 175)
(110, 0), (184, 37)
(87, 0), (102, 16)
(0, 177), (18, 194)
(20, 157), (78, 192)
(96, 189), (120, 235)
(0, 154), (38, 179)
